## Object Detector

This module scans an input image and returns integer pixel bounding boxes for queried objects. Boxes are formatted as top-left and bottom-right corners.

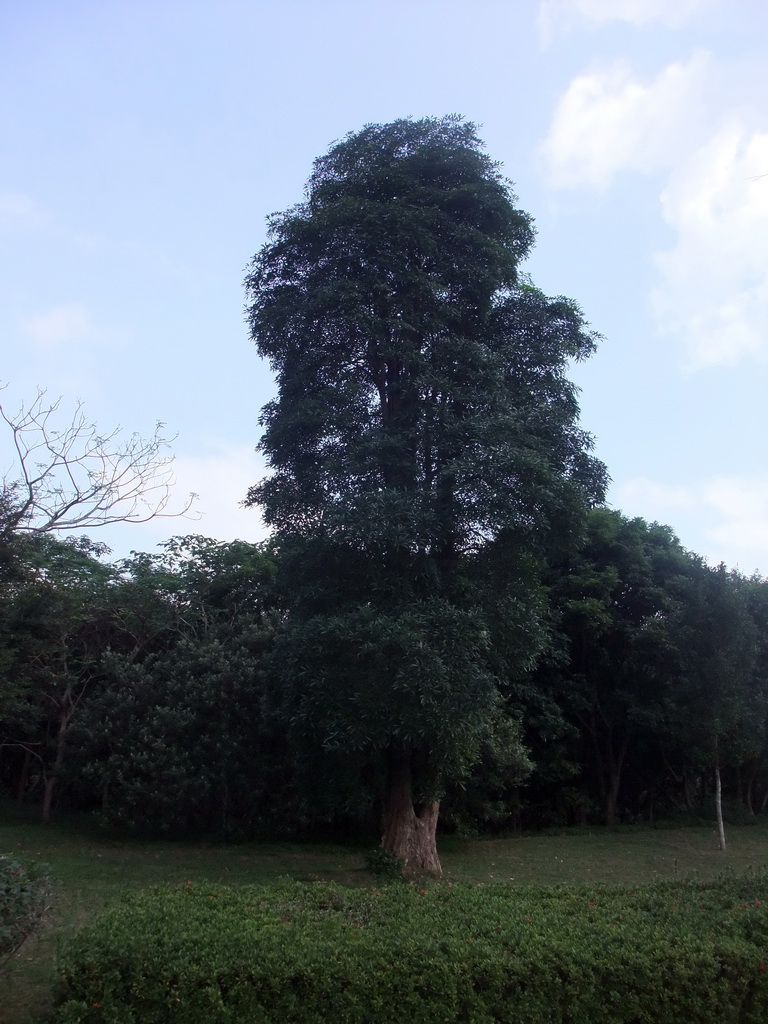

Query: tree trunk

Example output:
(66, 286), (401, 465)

(745, 760), (758, 816)
(381, 746), (442, 877)
(715, 759), (727, 852)
(16, 747), (32, 802)
(42, 775), (57, 824)
(42, 703), (70, 824)
(603, 734), (629, 826)
(604, 773), (619, 826)
(683, 771), (696, 812)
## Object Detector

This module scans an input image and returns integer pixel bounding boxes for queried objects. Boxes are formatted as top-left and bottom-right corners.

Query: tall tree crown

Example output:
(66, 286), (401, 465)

(245, 115), (605, 556)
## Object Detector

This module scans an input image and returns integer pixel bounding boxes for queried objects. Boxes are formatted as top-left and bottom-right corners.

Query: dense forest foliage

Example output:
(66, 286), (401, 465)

(1, 513), (767, 840)
(2, 118), (766, 862)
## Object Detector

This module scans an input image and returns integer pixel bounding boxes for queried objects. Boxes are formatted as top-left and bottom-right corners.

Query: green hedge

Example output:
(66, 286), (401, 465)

(0, 853), (50, 961)
(56, 875), (768, 1023)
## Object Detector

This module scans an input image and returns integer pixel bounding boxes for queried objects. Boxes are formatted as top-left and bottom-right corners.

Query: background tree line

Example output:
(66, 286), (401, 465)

(2, 512), (767, 841)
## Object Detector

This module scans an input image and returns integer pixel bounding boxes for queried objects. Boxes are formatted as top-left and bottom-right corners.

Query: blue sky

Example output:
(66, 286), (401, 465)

(1, 0), (767, 573)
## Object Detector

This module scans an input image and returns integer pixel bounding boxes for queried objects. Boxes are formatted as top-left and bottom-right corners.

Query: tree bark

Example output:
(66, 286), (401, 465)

(602, 734), (629, 826)
(683, 771), (696, 812)
(381, 745), (442, 877)
(42, 775), (56, 824)
(745, 760), (758, 816)
(715, 759), (727, 852)
(16, 747), (31, 801)
(42, 702), (70, 824)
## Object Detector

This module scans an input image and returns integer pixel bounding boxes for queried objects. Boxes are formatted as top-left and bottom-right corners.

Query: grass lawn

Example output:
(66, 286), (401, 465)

(3, 801), (768, 1023)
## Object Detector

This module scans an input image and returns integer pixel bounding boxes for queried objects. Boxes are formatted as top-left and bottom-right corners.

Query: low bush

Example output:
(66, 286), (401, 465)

(363, 846), (406, 881)
(55, 874), (768, 1023)
(0, 853), (50, 962)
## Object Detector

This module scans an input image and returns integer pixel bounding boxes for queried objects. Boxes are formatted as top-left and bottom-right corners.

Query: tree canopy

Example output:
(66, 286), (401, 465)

(246, 117), (605, 557)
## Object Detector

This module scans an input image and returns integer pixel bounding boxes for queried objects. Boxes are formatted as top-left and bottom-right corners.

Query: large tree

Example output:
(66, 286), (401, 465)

(72, 536), (282, 837)
(538, 510), (701, 825)
(662, 561), (761, 847)
(0, 534), (117, 821)
(245, 116), (606, 873)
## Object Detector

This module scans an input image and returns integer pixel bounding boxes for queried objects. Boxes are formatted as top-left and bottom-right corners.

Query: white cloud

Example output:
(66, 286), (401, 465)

(129, 443), (270, 550)
(22, 303), (95, 348)
(540, 52), (711, 189)
(0, 192), (48, 232)
(701, 477), (768, 523)
(543, 51), (768, 369)
(21, 302), (132, 351)
(538, 0), (714, 44)
(652, 123), (768, 367)
(617, 474), (768, 574)
(620, 478), (696, 510)
(569, 0), (711, 26)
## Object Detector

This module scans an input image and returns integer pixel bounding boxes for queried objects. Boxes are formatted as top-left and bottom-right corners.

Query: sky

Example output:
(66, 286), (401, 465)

(1, 0), (767, 574)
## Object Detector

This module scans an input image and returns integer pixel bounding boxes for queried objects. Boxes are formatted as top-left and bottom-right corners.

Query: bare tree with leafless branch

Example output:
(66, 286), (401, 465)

(0, 386), (198, 537)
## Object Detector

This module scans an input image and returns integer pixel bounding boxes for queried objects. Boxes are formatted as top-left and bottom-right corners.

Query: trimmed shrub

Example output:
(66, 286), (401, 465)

(56, 875), (768, 1023)
(363, 846), (406, 881)
(0, 854), (50, 961)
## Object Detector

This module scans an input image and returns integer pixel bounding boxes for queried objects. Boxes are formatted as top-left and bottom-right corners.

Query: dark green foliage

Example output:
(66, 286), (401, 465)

(363, 846), (406, 881)
(441, 710), (534, 834)
(510, 512), (768, 828)
(271, 599), (497, 766)
(0, 854), (50, 960)
(0, 532), (288, 835)
(71, 536), (285, 838)
(664, 561), (761, 770)
(525, 511), (716, 825)
(246, 116), (605, 552)
(545, 510), (700, 823)
(56, 876), (768, 1023)
(3, 510), (768, 837)
(76, 637), (278, 837)
(0, 535), (120, 819)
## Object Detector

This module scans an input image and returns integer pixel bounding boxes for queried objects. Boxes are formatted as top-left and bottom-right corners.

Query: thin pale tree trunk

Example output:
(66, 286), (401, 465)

(745, 760), (758, 816)
(42, 703), (70, 824)
(715, 758), (727, 852)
